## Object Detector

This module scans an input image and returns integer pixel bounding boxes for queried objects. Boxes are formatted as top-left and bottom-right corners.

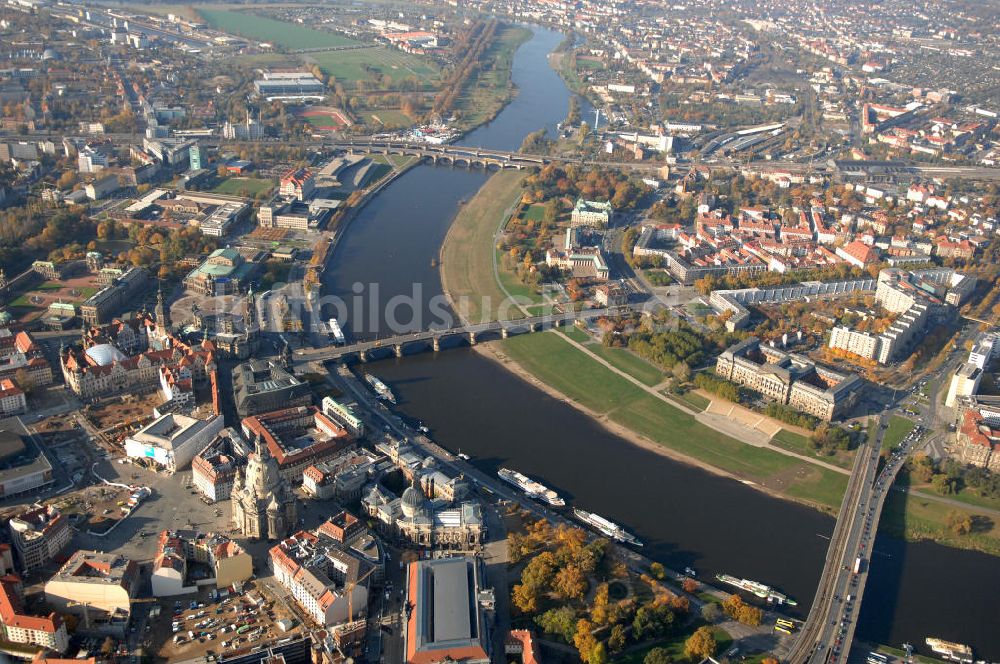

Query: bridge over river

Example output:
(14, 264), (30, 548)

(787, 413), (919, 664)
(292, 306), (629, 366)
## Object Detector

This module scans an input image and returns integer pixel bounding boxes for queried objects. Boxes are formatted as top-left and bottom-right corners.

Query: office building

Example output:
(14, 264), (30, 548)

(240, 406), (354, 483)
(44, 551), (138, 636)
(191, 428), (249, 502)
(124, 411), (224, 473)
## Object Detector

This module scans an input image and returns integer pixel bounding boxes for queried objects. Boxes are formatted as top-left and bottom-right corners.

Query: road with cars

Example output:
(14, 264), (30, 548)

(788, 414), (924, 664)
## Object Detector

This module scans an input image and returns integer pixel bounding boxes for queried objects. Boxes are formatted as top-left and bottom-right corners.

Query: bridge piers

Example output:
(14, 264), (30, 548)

(501, 327), (509, 339)
(529, 322), (538, 333)
(432, 337), (440, 352)
(358, 350), (368, 362)
(394, 344), (403, 358)
(468, 331), (477, 345)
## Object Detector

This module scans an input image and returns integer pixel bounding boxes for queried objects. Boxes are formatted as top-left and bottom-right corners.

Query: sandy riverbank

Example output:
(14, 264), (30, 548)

(469, 339), (837, 513)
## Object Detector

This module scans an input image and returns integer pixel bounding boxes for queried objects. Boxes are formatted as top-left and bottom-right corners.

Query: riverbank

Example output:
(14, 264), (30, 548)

(439, 170), (525, 323)
(480, 331), (848, 511)
(454, 25), (533, 130)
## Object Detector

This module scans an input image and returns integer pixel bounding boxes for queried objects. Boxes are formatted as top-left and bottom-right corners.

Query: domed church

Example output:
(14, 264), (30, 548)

(231, 434), (299, 540)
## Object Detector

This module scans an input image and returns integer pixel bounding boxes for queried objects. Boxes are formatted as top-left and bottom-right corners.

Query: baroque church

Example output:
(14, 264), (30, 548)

(231, 434), (300, 540)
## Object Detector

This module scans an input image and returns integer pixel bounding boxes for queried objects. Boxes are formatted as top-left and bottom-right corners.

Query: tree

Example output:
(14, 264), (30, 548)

(535, 606), (577, 642)
(650, 561), (666, 580)
(573, 619), (599, 662)
(672, 361), (692, 383)
(762, 658), (780, 664)
(608, 624), (627, 653)
(553, 564), (588, 601)
(945, 510), (973, 536)
(644, 647), (672, 664)
(13, 368), (34, 394)
(512, 583), (540, 613)
(700, 602), (721, 622)
(633, 603), (674, 640)
(682, 578), (699, 594)
(685, 626), (717, 660)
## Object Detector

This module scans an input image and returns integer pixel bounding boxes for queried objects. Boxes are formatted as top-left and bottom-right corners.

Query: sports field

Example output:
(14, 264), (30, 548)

(212, 177), (274, 197)
(298, 107), (351, 130)
(308, 47), (439, 87)
(199, 10), (361, 49)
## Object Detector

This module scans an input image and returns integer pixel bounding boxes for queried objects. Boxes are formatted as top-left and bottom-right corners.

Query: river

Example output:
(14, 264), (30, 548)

(320, 25), (1000, 660)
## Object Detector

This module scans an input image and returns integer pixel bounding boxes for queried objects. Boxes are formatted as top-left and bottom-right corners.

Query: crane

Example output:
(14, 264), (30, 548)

(346, 564), (378, 623)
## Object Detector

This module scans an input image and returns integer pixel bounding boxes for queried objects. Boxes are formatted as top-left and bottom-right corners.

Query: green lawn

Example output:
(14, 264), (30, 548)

(613, 625), (732, 664)
(586, 343), (664, 387)
(440, 170), (526, 323)
(212, 177), (273, 197)
(494, 248), (546, 306)
(521, 204), (546, 222)
(882, 415), (916, 452)
(559, 325), (591, 343)
(771, 428), (854, 470)
(368, 110), (415, 128)
(453, 25), (532, 129)
(880, 490), (1000, 557)
(501, 332), (847, 510)
(668, 390), (711, 412)
(309, 47), (438, 87)
(199, 10), (361, 49)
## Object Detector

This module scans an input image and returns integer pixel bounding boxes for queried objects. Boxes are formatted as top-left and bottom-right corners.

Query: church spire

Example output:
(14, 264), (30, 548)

(155, 281), (169, 330)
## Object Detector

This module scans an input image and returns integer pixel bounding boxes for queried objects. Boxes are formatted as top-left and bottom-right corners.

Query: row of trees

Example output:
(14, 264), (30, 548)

(431, 20), (498, 116)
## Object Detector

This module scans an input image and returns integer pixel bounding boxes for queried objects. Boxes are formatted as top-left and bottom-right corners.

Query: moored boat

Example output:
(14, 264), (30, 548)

(572, 507), (642, 547)
(715, 573), (796, 606)
(497, 467), (565, 506)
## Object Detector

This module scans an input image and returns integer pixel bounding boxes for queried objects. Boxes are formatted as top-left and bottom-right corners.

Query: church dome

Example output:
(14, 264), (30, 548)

(401, 480), (425, 519)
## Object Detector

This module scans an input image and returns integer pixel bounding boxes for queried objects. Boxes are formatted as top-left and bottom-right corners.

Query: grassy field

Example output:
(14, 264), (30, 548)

(882, 415), (916, 452)
(676, 390), (711, 411)
(521, 203), (546, 222)
(368, 110), (415, 128)
(500, 332), (848, 510)
(559, 325), (591, 343)
(308, 47), (438, 87)
(614, 625), (732, 664)
(199, 9), (360, 49)
(585, 343), (664, 387)
(440, 170), (526, 323)
(771, 428), (854, 469)
(212, 177), (273, 197)
(881, 490), (1000, 557)
(454, 25), (532, 128)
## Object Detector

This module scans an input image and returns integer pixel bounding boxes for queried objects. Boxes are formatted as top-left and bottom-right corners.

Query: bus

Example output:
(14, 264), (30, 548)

(775, 625), (792, 635)
(776, 618), (796, 629)
(236, 625), (252, 635)
(867, 653), (889, 664)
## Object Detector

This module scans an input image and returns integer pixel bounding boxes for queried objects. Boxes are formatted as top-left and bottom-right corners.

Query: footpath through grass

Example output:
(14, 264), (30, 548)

(500, 332), (848, 510)
(199, 9), (361, 49)
(439, 170), (525, 323)
(770, 428), (854, 470)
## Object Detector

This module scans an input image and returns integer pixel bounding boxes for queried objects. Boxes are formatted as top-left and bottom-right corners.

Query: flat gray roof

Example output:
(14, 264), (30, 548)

(431, 559), (472, 643)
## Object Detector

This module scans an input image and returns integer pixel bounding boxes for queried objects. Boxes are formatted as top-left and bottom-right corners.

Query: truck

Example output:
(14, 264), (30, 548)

(853, 556), (863, 574)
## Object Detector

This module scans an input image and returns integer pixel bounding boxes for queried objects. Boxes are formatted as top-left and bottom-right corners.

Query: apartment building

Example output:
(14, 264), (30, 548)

(8, 504), (71, 574)
(269, 524), (374, 627)
(152, 530), (252, 596)
(0, 577), (69, 653)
